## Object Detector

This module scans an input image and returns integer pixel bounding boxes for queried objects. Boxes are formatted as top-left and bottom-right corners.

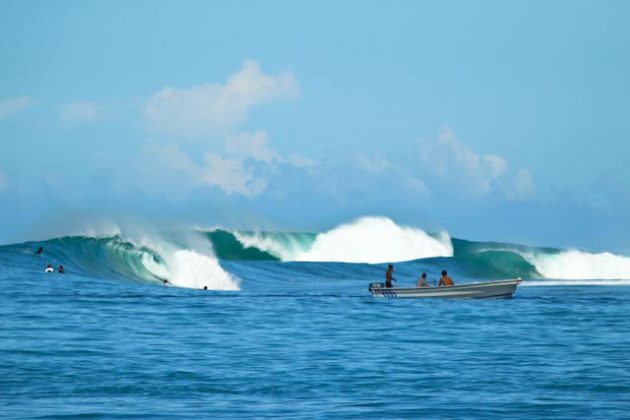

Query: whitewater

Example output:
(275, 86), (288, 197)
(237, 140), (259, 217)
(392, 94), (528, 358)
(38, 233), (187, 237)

(3, 216), (630, 418)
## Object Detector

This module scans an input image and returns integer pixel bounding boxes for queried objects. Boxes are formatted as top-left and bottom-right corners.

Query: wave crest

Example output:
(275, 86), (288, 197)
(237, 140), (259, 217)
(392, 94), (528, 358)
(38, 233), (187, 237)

(235, 217), (453, 264)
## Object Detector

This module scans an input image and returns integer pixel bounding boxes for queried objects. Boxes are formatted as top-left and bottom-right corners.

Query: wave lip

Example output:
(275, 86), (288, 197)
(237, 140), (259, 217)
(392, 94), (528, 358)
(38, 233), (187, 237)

(235, 216), (453, 264)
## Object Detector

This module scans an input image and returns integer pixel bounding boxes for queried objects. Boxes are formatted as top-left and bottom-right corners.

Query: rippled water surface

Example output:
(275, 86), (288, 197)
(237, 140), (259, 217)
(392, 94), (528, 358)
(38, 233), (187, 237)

(2, 263), (630, 419)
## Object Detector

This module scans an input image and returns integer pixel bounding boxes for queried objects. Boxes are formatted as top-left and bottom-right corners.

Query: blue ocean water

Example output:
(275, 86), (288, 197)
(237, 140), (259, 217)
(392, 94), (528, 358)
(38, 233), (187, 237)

(2, 219), (630, 418)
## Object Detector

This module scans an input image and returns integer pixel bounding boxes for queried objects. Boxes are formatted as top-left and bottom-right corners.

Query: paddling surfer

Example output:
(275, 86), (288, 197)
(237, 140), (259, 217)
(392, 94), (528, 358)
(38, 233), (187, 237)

(438, 270), (454, 287)
(385, 264), (396, 288)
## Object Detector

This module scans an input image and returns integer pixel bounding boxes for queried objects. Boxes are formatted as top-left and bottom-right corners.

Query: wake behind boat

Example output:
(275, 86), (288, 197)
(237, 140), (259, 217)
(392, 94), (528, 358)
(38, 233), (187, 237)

(369, 278), (522, 299)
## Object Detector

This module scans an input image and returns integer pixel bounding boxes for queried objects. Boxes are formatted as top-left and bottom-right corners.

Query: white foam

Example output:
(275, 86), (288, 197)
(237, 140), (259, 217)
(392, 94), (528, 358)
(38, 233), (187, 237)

(525, 249), (630, 280)
(135, 233), (240, 290)
(237, 216), (453, 264)
(522, 280), (630, 286)
(233, 231), (311, 260)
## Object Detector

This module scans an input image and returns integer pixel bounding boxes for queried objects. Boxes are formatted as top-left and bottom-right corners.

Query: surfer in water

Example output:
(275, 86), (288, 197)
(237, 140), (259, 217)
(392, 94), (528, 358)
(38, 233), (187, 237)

(438, 270), (454, 287)
(385, 264), (396, 288)
(58, 265), (65, 274)
(45, 264), (54, 273)
(35, 246), (44, 255)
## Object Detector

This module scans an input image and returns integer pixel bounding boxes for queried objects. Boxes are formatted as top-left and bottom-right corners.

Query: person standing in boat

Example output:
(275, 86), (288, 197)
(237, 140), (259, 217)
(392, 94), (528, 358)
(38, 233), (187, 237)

(438, 270), (454, 287)
(385, 264), (396, 288)
(417, 272), (429, 288)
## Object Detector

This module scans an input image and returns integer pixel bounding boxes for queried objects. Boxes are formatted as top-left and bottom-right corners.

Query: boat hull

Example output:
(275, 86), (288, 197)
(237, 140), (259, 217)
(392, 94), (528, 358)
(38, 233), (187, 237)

(369, 279), (522, 299)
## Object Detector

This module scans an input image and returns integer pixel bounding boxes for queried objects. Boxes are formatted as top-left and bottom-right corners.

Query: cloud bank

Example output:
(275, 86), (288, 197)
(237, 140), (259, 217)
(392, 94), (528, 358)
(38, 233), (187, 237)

(144, 60), (300, 138)
(139, 60), (312, 198)
(0, 96), (33, 119)
(418, 126), (534, 201)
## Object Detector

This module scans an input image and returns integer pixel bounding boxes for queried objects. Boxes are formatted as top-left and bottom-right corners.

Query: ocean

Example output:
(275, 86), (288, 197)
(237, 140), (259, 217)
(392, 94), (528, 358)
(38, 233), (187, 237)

(2, 216), (630, 418)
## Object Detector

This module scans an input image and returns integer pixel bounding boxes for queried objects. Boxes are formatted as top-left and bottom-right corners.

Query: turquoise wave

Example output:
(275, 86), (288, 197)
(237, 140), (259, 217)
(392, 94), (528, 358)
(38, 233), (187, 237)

(6, 228), (610, 284)
(9, 235), (165, 283)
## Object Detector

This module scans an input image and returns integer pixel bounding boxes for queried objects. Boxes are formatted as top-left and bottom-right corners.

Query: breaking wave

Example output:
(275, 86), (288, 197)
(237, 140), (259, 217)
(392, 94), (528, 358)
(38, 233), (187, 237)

(524, 250), (630, 280)
(6, 215), (630, 287)
(20, 233), (240, 290)
(231, 216), (453, 264)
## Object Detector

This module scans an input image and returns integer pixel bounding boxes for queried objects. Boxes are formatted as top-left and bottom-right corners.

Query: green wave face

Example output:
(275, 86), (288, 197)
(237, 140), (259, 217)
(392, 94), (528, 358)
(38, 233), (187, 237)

(32, 235), (164, 282)
(206, 230), (280, 261)
(454, 250), (540, 279)
(205, 229), (317, 261)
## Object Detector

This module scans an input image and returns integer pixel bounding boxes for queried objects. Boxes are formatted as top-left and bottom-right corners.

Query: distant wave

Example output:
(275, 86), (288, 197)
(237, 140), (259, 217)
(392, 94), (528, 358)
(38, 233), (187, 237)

(231, 216), (453, 264)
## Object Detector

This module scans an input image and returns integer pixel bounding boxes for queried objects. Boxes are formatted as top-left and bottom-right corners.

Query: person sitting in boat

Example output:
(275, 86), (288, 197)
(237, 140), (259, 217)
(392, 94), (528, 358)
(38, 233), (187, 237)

(417, 272), (429, 288)
(385, 264), (396, 288)
(438, 270), (454, 287)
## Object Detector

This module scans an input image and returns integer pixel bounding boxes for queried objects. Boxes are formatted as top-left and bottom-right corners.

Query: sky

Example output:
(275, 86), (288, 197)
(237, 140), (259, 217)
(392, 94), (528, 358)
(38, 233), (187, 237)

(0, 0), (629, 252)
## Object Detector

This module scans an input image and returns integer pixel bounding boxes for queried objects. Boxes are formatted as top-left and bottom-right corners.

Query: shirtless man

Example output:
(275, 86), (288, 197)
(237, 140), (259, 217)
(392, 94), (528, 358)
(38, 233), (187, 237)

(417, 272), (429, 288)
(438, 270), (454, 287)
(385, 264), (396, 288)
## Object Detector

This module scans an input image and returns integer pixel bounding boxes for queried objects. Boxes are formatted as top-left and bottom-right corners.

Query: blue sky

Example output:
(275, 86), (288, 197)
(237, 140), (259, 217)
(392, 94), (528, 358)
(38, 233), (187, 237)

(1, 0), (629, 252)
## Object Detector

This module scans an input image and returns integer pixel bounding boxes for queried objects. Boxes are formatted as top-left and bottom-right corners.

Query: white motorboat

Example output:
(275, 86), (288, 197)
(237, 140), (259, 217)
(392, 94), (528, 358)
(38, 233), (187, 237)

(368, 278), (522, 299)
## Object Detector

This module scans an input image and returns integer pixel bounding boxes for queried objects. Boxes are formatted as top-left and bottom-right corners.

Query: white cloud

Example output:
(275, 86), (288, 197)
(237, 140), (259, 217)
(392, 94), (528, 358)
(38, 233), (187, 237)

(144, 60), (300, 137)
(137, 61), (316, 198)
(60, 101), (100, 122)
(224, 130), (319, 169)
(144, 143), (203, 180)
(0, 96), (33, 119)
(201, 153), (266, 197)
(286, 154), (319, 168)
(356, 155), (392, 174)
(142, 143), (266, 198)
(420, 126), (511, 194)
(226, 130), (278, 163)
